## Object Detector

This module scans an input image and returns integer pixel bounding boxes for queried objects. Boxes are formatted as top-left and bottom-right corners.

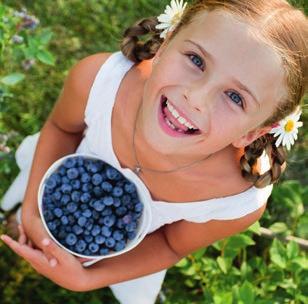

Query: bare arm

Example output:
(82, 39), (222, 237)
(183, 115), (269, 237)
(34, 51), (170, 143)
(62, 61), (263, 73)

(21, 52), (112, 248)
(82, 203), (266, 291)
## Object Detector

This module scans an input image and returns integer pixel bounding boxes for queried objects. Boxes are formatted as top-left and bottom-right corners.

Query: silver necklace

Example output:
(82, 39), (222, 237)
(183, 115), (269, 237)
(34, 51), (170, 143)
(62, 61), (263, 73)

(131, 102), (213, 176)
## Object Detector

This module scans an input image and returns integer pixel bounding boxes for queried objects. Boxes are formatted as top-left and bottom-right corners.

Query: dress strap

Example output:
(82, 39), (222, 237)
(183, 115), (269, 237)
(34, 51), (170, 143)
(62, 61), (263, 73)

(84, 51), (135, 126)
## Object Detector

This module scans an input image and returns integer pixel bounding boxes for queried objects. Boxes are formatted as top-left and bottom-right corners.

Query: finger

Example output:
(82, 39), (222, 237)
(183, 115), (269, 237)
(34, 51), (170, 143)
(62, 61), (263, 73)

(1, 234), (48, 265)
(18, 225), (27, 245)
(41, 238), (70, 266)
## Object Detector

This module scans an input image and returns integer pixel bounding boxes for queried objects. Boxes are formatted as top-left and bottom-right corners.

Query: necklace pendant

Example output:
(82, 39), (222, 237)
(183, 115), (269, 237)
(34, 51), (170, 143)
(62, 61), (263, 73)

(133, 166), (142, 175)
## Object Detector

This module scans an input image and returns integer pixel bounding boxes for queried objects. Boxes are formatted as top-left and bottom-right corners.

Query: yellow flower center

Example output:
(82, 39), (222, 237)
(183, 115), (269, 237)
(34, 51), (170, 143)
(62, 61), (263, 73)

(171, 12), (182, 25)
(284, 120), (294, 133)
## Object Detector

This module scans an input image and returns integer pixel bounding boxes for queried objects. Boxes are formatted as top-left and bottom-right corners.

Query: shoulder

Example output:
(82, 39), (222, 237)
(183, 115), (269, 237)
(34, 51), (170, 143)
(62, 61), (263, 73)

(48, 52), (113, 134)
(162, 202), (267, 259)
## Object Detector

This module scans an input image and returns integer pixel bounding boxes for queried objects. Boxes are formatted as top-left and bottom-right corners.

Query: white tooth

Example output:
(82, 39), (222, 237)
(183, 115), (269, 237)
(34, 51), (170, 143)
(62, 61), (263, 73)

(171, 109), (180, 118)
(178, 117), (186, 124)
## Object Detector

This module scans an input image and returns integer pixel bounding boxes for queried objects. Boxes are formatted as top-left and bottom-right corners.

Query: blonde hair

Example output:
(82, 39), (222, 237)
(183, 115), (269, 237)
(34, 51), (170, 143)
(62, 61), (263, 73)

(120, 0), (308, 188)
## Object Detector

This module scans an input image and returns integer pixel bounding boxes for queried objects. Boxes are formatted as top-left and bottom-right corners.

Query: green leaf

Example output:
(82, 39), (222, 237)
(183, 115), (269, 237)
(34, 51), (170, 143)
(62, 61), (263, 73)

(238, 281), (255, 304)
(175, 257), (189, 268)
(217, 256), (228, 274)
(37, 50), (55, 65)
(269, 222), (288, 234)
(1, 73), (25, 86)
(213, 291), (233, 304)
(286, 241), (299, 260)
(247, 221), (261, 235)
(38, 29), (53, 44)
(192, 248), (206, 260)
(270, 239), (287, 269)
(292, 257), (308, 269)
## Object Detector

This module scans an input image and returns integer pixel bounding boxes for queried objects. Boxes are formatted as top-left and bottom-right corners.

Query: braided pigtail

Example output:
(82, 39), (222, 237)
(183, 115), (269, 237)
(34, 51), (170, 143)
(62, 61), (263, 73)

(240, 134), (287, 188)
(120, 17), (164, 63)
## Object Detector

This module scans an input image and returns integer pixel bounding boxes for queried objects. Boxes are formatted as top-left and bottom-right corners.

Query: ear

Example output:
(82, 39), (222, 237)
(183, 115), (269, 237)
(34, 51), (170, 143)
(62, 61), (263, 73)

(232, 125), (272, 148)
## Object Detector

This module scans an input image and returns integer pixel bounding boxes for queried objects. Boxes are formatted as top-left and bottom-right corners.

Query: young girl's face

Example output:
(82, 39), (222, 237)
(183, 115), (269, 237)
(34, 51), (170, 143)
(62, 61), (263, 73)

(139, 10), (287, 163)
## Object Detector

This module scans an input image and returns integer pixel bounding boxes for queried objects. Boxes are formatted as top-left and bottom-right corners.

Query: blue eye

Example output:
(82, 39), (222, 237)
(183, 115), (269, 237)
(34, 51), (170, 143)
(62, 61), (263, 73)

(188, 54), (204, 70)
(226, 91), (244, 108)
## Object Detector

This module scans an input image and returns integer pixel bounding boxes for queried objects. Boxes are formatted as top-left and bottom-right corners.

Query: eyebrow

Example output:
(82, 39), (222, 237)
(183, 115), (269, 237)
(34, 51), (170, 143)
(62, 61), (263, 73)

(184, 39), (261, 108)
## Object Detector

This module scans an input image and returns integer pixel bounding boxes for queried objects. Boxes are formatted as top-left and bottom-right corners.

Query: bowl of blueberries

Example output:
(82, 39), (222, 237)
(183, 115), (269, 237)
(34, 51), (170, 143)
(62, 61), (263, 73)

(37, 153), (152, 266)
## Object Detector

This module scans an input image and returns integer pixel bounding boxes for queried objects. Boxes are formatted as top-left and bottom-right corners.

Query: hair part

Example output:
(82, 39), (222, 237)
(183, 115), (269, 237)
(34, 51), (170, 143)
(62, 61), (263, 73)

(120, 0), (308, 188)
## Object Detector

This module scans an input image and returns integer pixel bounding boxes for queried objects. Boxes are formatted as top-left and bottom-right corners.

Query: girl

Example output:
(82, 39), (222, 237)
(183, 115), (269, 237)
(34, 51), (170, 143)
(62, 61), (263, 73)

(1, 0), (307, 303)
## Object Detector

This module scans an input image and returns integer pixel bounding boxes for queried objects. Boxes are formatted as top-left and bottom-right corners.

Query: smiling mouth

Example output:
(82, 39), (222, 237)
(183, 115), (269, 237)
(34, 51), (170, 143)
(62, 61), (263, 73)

(161, 96), (201, 135)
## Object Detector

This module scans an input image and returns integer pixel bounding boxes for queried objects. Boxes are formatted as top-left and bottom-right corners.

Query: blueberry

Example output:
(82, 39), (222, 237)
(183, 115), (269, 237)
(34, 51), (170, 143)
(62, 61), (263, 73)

(116, 219), (124, 229)
(75, 240), (86, 253)
(61, 176), (70, 184)
(89, 243), (99, 253)
(132, 212), (142, 220)
(106, 167), (119, 180)
(115, 206), (127, 216)
(81, 173), (91, 183)
(78, 167), (86, 174)
(72, 225), (83, 235)
(53, 208), (63, 218)
(63, 158), (77, 169)
(127, 231), (137, 240)
(92, 210), (100, 220)
(43, 210), (54, 221)
(49, 173), (62, 185)
(101, 226), (112, 237)
(44, 186), (54, 194)
(103, 215), (116, 227)
(69, 180), (80, 191)
(99, 248), (110, 255)
(124, 182), (136, 194)
(135, 202), (143, 212)
(125, 222), (137, 232)
(115, 240), (126, 251)
(122, 214), (132, 224)
(58, 229), (67, 239)
(95, 235), (105, 245)
(91, 225), (101, 236)
(86, 162), (100, 174)
(68, 215), (75, 225)
(67, 202), (78, 213)
(61, 183), (72, 194)
(103, 196), (114, 206)
(80, 192), (91, 203)
(47, 221), (57, 231)
(82, 209), (92, 218)
(66, 233), (77, 246)
(52, 191), (61, 202)
(112, 186), (123, 197)
(113, 198), (121, 207)
(93, 200), (105, 212)
(122, 194), (131, 205)
(45, 177), (57, 190)
(105, 237), (115, 248)
(93, 186), (104, 197)
(85, 235), (93, 243)
(73, 210), (82, 219)
(101, 181), (113, 192)
(81, 183), (93, 192)
(58, 166), (67, 176)
(60, 194), (70, 205)
(113, 230), (124, 241)
(67, 168), (79, 179)
(71, 191), (81, 202)
(60, 215), (69, 225)
(76, 156), (84, 166)
(102, 207), (112, 216)
(92, 173), (103, 185)
(80, 204), (87, 210)
(78, 216), (87, 227)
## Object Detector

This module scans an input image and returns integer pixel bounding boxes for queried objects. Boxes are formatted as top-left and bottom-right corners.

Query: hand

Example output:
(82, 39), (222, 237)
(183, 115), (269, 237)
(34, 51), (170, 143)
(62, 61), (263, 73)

(1, 225), (89, 292)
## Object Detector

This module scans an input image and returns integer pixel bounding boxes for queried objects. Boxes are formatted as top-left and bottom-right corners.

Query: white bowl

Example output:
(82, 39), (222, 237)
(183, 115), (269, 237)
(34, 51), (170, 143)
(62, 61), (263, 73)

(37, 153), (152, 267)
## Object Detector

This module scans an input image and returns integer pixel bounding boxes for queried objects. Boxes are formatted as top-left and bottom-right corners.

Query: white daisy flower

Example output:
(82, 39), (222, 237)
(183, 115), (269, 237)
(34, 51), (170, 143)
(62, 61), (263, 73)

(155, 0), (188, 39)
(269, 106), (303, 151)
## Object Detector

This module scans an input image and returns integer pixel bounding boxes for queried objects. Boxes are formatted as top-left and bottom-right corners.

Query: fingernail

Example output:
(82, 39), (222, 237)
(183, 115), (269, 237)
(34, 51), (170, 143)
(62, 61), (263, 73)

(49, 258), (57, 267)
(42, 239), (50, 246)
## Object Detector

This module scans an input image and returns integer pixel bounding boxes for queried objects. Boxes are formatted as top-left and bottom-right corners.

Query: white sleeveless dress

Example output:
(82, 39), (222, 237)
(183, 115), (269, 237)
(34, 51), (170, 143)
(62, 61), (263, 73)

(1, 51), (273, 304)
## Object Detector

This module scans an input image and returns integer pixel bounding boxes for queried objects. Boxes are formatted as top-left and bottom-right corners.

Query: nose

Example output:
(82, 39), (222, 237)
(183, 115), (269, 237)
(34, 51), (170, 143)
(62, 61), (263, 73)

(183, 83), (215, 133)
(183, 79), (216, 113)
